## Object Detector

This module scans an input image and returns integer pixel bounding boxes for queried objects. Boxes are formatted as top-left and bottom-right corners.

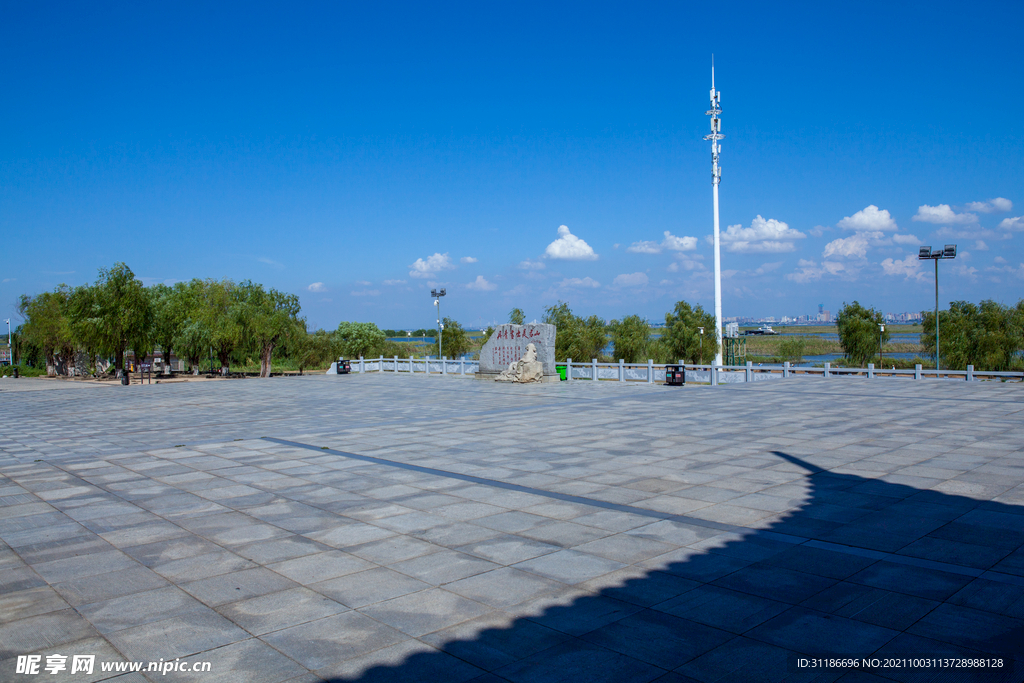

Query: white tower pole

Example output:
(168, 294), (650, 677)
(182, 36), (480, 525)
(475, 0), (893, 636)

(704, 59), (725, 365)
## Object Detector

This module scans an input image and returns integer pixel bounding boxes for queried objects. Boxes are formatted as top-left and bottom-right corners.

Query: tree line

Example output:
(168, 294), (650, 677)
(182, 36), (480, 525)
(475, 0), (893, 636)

(12, 263), (477, 378)
(837, 299), (1024, 370)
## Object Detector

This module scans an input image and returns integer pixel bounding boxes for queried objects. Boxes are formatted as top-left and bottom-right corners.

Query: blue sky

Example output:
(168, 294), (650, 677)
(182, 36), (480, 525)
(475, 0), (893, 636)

(2, 1), (1022, 331)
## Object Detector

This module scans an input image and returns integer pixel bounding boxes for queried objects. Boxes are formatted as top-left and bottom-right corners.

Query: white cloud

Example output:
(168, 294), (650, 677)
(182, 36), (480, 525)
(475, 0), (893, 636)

(558, 276), (600, 288)
(2, 278), (16, 283)
(965, 198), (1012, 213)
(999, 216), (1024, 231)
(350, 289), (380, 296)
(893, 233), (921, 245)
(662, 231), (698, 251)
(257, 256), (284, 268)
(720, 216), (805, 253)
(612, 272), (649, 288)
(626, 241), (662, 254)
(750, 262), (782, 276)
(994, 256), (1007, 264)
(913, 204), (977, 225)
(460, 256), (478, 264)
(786, 259), (848, 283)
(822, 232), (885, 259)
(544, 225), (598, 260)
(307, 282), (327, 292)
(667, 253), (705, 272)
(838, 205), (898, 232)
(383, 279), (406, 285)
(880, 255), (926, 281)
(808, 225), (830, 237)
(409, 252), (455, 278)
(354, 280), (372, 286)
(466, 275), (496, 291)
(953, 264), (979, 279)
(658, 279), (672, 285)
(518, 259), (545, 270)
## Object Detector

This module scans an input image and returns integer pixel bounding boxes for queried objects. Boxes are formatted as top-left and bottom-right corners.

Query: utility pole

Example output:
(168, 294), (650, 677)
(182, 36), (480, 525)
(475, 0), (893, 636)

(704, 58), (725, 366)
(918, 245), (956, 371)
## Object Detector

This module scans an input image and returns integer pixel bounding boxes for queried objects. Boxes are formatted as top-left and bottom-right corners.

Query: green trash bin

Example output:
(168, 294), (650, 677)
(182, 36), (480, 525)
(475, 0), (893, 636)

(556, 365), (567, 381)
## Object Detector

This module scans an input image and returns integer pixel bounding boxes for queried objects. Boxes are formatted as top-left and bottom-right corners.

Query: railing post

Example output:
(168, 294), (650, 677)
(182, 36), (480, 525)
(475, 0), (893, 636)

(966, 364), (973, 382)
(868, 362), (874, 379)
(745, 360), (752, 383)
(394, 355), (398, 373)
(619, 359), (625, 382)
(461, 358), (465, 375)
(783, 361), (790, 378)
(592, 358), (597, 381)
(915, 363), (922, 380)
(711, 363), (718, 386)
(360, 356), (364, 373)
(647, 359), (653, 384)
(824, 362), (830, 379)
(567, 359), (572, 382)
(442, 355), (447, 375)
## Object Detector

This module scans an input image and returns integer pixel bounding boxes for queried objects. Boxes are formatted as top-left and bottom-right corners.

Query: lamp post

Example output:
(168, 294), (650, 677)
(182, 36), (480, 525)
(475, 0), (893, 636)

(4, 319), (10, 367)
(431, 289), (446, 360)
(698, 327), (704, 363)
(918, 245), (956, 371)
(878, 323), (884, 366)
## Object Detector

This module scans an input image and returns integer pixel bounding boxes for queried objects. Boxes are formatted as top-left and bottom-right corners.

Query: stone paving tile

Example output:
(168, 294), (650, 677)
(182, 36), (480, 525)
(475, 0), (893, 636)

(2, 374), (1022, 682)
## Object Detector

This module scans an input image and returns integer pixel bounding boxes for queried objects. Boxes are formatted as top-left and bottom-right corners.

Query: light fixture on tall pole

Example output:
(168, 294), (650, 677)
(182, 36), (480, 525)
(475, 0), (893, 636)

(918, 245), (956, 371)
(431, 289), (446, 359)
(4, 319), (10, 367)
(704, 58), (724, 366)
(698, 326), (704, 362)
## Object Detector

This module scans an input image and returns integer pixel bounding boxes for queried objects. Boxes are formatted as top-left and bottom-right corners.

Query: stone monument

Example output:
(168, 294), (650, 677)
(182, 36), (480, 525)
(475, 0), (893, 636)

(477, 323), (557, 382)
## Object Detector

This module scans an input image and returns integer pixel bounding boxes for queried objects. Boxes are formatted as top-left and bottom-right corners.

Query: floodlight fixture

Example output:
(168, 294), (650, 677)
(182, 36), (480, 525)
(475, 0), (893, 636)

(916, 244), (957, 371)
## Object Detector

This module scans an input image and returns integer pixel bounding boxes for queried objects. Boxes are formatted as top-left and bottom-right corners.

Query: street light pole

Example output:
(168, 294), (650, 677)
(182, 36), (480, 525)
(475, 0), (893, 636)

(431, 289), (446, 360)
(4, 319), (10, 367)
(879, 323), (884, 366)
(698, 327), (704, 363)
(918, 245), (956, 372)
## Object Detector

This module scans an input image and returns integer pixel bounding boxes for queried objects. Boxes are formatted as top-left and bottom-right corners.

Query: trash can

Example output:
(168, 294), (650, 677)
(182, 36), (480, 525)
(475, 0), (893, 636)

(121, 373), (130, 386)
(665, 364), (684, 386)
(556, 365), (567, 381)
(337, 358), (351, 375)
(12, 367), (18, 379)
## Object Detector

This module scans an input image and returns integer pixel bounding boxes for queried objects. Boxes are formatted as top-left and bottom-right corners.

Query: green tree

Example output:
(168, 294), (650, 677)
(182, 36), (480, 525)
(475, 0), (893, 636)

(542, 302), (606, 361)
(202, 279), (242, 375)
(836, 301), (888, 367)
(921, 299), (1024, 371)
(436, 317), (470, 359)
(173, 279), (213, 374)
(150, 282), (191, 375)
(336, 321), (386, 359)
(291, 323), (339, 374)
(19, 286), (76, 375)
(509, 308), (525, 325)
(235, 280), (301, 377)
(89, 263), (153, 375)
(660, 301), (717, 364)
(609, 315), (651, 362)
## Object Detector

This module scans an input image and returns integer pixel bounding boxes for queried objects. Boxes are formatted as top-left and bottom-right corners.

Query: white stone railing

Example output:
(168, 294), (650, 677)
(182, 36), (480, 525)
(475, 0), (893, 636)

(334, 357), (1023, 384)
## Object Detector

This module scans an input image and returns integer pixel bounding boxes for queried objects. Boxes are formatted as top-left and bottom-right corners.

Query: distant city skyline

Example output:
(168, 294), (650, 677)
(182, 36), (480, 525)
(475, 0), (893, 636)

(2, 3), (1022, 331)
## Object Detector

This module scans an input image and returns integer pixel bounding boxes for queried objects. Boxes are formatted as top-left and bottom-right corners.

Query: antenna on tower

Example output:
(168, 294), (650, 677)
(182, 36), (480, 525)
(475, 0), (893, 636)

(704, 57), (725, 367)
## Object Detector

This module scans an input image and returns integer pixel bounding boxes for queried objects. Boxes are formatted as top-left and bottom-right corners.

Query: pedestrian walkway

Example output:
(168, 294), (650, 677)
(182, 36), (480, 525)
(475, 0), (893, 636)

(1, 374), (1022, 682)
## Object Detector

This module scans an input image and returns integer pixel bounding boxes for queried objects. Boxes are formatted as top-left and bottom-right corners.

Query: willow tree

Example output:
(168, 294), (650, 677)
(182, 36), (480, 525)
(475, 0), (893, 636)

(235, 280), (301, 377)
(609, 315), (651, 362)
(659, 301), (717, 364)
(836, 301), (888, 367)
(19, 286), (76, 376)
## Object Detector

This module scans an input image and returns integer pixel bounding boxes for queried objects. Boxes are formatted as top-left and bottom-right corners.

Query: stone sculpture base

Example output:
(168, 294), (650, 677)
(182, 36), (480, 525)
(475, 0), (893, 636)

(474, 372), (560, 383)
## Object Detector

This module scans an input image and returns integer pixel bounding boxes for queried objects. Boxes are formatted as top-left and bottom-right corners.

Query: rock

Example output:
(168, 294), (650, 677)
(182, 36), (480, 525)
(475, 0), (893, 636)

(479, 323), (556, 378)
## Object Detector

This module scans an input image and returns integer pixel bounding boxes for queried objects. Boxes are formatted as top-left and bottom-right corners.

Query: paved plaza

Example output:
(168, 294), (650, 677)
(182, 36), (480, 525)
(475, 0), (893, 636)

(1, 373), (1023, 682)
